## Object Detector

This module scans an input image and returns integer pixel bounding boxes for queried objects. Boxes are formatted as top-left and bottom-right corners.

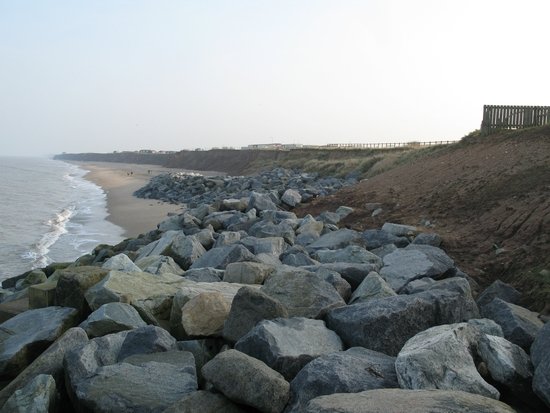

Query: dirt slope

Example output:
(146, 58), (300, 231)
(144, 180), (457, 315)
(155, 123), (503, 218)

(296, 126), (550, 313)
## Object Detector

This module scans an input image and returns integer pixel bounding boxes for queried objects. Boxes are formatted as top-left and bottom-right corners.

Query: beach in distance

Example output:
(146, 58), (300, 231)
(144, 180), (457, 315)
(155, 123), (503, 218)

(73, 162), (188, 238)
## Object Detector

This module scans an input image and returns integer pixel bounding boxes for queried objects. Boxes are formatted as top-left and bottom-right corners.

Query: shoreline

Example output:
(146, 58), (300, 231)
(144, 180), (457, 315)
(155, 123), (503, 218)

(70, 161), (188, 238)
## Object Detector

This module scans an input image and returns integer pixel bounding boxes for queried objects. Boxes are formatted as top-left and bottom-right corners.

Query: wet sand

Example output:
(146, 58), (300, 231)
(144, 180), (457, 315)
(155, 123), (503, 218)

(71, 162), (186, 238)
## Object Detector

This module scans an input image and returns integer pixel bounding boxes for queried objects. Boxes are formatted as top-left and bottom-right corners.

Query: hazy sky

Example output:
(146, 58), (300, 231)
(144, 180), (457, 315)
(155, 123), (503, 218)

(1, 0), (549, 156)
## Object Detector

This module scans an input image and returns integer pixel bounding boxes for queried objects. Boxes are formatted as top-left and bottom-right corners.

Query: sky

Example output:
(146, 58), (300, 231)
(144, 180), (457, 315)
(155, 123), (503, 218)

(1, 0), (549, 156)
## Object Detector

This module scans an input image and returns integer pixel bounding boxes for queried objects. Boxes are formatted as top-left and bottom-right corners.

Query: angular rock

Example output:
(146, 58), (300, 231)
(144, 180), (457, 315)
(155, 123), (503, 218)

(0, 327), (88, 408)
(363, 229), (409, 249)
(176, 339), (224, 385)
(84, 270), (187, 319)
(79, 302), (147, 338)
(170, 281), (251, 340)
(72, 359), (196, 413)
(241, 236), (287, 256)
(181, 292), (231, 337)
(286, 347), (398, 413)
(213, 231), (242, 248)
(412, 232), (442, 247)
(0, 374), (57, 413)
(303, 263), (378, 291)
(480, 298), (543, 351)
(304, 389), (516, 413)
(54, 266), (109, 316)
(224, 261), (275, 284)
(164, 233), (207, 270)
(280, 245), (319, 267)
(349, 272), (396, 304)
(18, 270), (47, 290)
(136, 230), (180, 260)
(467, 318), (504, 337)
(381, 222), (418, 236)
(235, 317), (343, 380)
(380, 247), (455, 292)
(117, 325), (176, 361)
(223, 287), (288, 343)
(261, 268), (345, 318)
(248, 191), (278, 212)
(163, 390), (248, 413)
(312, 267), (352, 302)
(0, 306), (79, 379)
(202, 349), (290, 413)
(135, 255), (184, 275)
(222, 198), (248, 212)
(306, 229), (363, 252)
(326, 288), (478, 356)
(531, 321), (550, 368)
(183, 267), (224, 283)
(102, 253), (142, 272)
(312, 245), (383, 267)
(190, 244), (259, 270)
(476, 280), (521, 308)
(395, 323), (499, 399)
(533, 356), (550, 408)
(478, 334), (534, 401)
(281, 189), (302, 207)
(248, 221), (296, 245)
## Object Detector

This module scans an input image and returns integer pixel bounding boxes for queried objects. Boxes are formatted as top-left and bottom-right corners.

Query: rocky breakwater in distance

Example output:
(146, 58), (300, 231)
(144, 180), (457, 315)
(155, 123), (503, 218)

(133, 167), (357, 208)
(0, 171), (548, 412)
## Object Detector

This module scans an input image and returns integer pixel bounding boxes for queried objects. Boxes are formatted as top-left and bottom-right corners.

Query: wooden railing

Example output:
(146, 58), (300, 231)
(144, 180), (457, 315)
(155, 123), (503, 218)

(325, 140), (456, 149)
(481, 105), (550, 134)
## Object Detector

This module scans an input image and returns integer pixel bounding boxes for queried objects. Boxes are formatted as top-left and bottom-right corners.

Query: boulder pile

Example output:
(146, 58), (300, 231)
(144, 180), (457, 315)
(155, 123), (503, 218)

(0, 173), (548, 412)
(133, 167), (357, 207)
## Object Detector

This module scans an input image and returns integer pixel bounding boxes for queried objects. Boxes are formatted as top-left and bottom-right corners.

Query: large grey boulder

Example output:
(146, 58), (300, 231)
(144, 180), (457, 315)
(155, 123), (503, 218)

(312, 267), (352, 301)
(136, 230), (180, 259)
(476, 280), (521, 308)
(412, 232), (442, 247)
(0, 306), (79, 379)
(84, 270), (185, 309)
(261, 268), (345, 318)
(176, 339), (224, 386)
(0, 374), (57, 413)
(304, 389), (516, 413)
(135, 255), (184, 275)
(477, 334), (534, 401)
(380, 246), (455, 292)
(480, 298), (543, 350)
(306, 229), (363, 252)
(381, 222), (418, 236)
(303, 262), (380, 290)
(248, 191), (278, 212)
(170, 281), (251, 340)
(223, 287), (288, 343)
(224, 261), (275, 284)
(183, 267), (224, 283)
(0, 327), (88, 408)
(72, 356), (196, 413)
(363, 229), (409, 249)
(281, 189), (302, 207)
(189, 244), (259, 270)
(395, 323), (499, 399)
(280, 246), (319, 266)
(235, 317), (343, 380)
(79, 302), (147, 338)
(248, 221), (296, 245)
(117, 325), (176, 361)
(102, 253), (142, 272)
(181, 292), (231, 337)
(202, 349), (290, 413)
(241, 236), (287, 256)
(349, 272), (396, 304)
(326, 288), (478, 356)
(54, 266), (109, 316)
(285, 347), (398, 413)
(164, 233), (207, 270)
(163, 390), (248, 413)
(312, 245), (382, 266)
(213, 231), (242, 248)
(531, 322), (550, 408)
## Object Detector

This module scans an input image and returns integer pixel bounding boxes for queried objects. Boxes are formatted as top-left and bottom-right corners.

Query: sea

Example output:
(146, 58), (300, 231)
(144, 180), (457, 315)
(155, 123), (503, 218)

(0, 156), (126, 281)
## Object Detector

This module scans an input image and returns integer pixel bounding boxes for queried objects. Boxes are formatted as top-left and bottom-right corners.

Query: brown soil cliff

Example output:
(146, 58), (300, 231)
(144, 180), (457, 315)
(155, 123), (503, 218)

(296, 126), (550, 313)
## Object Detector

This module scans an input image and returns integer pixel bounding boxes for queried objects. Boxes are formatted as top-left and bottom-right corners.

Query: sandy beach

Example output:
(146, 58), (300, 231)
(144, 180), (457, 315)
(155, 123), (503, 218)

(72, 162), (189, 238)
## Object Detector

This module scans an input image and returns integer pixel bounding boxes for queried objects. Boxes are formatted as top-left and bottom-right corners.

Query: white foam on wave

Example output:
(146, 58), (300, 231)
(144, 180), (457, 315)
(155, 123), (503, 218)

(22, 205), (76, 269)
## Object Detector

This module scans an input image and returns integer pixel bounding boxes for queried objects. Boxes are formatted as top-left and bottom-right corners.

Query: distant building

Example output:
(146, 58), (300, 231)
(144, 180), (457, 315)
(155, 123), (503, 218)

(244, 143), (283, 150)
(138, 149), (157, 154)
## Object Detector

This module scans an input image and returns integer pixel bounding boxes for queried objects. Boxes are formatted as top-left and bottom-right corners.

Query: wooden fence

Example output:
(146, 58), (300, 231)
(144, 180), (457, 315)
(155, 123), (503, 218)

(325, 140), (456, 149)
(481, 105), (550, 134)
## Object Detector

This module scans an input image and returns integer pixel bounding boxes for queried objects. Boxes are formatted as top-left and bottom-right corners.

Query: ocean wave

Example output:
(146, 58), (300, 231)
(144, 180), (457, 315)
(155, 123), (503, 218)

(22, 206), (76, 269)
